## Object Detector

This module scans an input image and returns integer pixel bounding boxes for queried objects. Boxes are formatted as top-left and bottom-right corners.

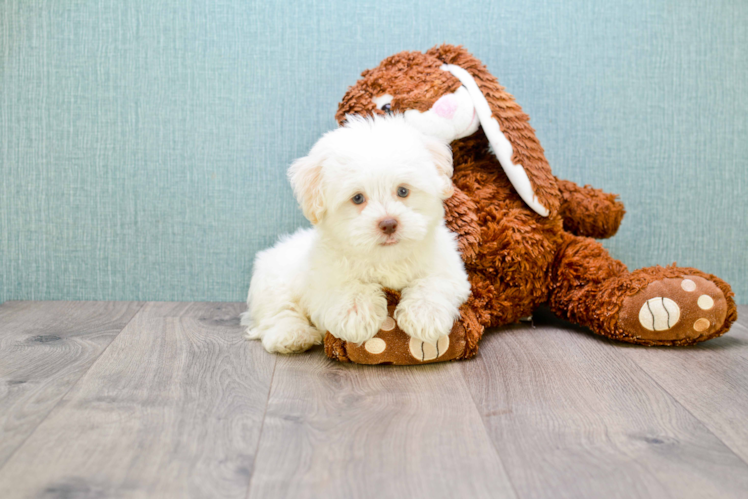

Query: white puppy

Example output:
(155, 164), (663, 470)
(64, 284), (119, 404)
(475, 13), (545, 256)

(241, 115), (471, 354)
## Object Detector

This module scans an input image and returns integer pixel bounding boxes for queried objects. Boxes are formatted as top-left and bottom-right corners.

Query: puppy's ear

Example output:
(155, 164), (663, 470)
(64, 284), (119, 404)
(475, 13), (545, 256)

(287, 155), (325, 224)
(424, 136), (454, 199)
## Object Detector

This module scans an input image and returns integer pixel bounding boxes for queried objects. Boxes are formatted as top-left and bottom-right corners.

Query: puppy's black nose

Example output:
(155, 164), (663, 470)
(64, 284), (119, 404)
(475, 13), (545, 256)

(378, 218), (398, 235)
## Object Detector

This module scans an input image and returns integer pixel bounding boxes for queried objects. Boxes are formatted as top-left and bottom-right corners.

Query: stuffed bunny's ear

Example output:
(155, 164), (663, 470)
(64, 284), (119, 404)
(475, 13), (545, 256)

(441, 64), (549, 217)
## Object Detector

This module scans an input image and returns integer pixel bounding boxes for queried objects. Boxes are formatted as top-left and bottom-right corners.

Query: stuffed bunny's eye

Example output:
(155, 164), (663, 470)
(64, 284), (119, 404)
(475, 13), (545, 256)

(373, 94), (394, 114)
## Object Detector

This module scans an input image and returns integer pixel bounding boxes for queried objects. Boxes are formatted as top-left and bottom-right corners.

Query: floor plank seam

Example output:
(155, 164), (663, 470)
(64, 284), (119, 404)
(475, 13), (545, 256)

(459, 361), (520, 499)
(244, 353), (278, 499)
(625, 351), (748, 470)
(0, 301), (148, 475)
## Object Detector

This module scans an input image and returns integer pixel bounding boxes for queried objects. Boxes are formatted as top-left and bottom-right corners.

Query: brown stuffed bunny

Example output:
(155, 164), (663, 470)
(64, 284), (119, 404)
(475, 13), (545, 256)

(324, 44), (736, 365)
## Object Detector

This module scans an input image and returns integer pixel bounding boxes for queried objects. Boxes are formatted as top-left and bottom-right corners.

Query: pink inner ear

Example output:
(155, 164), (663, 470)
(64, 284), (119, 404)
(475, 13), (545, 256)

(432, 94), (458, 119)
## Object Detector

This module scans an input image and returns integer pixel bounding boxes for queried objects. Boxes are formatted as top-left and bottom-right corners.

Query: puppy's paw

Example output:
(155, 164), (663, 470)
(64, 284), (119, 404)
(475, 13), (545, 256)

(245, 326), (261, 340)
(394, 298), (457, 344)
(327, 293), (388, 344)
(252, 318), (324, 354)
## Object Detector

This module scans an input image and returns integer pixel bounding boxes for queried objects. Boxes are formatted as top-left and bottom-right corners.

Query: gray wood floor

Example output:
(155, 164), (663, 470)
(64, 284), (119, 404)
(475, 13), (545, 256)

(1, 301), (747, 498)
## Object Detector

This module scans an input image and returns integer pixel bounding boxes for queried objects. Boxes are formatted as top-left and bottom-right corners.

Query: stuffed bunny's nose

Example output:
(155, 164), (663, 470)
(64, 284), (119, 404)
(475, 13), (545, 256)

(433, 94), (458, 119)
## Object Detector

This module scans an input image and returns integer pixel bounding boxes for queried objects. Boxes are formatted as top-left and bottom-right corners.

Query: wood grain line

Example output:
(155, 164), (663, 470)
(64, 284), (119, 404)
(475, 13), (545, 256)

(0, 301), (144, 469)
(247, 349), (515, 498)
(0, 302), (275, 498)
(243, 355), (277, 499)
(618, 305), (748, 466)
(463, 309), (748, 498)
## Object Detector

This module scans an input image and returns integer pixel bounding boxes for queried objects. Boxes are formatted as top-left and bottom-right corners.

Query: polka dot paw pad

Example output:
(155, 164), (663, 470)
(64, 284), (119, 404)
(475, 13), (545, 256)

(620, 276), (728, 341)
(333, 305), (466, 365)
(409, 335), (450, 362)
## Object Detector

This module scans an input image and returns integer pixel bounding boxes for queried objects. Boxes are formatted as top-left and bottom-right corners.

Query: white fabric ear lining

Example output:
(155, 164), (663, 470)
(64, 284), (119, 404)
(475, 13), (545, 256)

(441, 64), (549, 217)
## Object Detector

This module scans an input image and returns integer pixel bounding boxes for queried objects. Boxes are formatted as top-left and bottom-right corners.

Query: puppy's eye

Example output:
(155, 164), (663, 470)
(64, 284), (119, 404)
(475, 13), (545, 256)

(352, 193), (366, 205)
(397, 186), (409, 198)
(381, 103), (392, 114)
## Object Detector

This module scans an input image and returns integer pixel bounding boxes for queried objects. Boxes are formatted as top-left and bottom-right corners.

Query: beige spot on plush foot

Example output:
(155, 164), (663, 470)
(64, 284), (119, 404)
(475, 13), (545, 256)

(409, 337), (425, 360)
(408, 335), (450, 361)
(381, 317), (396, 331)
(693, 318), (711, 332)
(437, 335), (450, 354)
(421, 341), (438, 360)
(364, 338), (386, 354)
(638, 297), (681, 331)
(697, 295), (714, 310)
(681, 279), (697, 292)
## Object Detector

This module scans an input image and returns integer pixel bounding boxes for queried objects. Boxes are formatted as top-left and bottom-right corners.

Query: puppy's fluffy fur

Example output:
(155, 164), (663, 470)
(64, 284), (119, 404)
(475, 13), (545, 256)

(241, 115), (470, 354)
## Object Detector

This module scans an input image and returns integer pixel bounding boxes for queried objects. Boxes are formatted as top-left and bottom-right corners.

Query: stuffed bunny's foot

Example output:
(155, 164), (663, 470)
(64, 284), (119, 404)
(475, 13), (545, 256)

(618, 275), (729, 344)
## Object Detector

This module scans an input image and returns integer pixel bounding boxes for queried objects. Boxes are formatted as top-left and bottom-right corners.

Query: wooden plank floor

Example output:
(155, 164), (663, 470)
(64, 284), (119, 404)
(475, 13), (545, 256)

(0, 302), (746, 498)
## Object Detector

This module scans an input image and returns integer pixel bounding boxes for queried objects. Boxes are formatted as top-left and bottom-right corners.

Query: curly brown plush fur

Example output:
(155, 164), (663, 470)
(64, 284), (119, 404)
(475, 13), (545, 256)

(557, 179), (626, 239)
(327, 45), (736, 363)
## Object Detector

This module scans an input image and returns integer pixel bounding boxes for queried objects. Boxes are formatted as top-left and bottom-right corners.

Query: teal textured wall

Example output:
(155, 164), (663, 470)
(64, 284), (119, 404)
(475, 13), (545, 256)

(1, 0), (746, 303)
